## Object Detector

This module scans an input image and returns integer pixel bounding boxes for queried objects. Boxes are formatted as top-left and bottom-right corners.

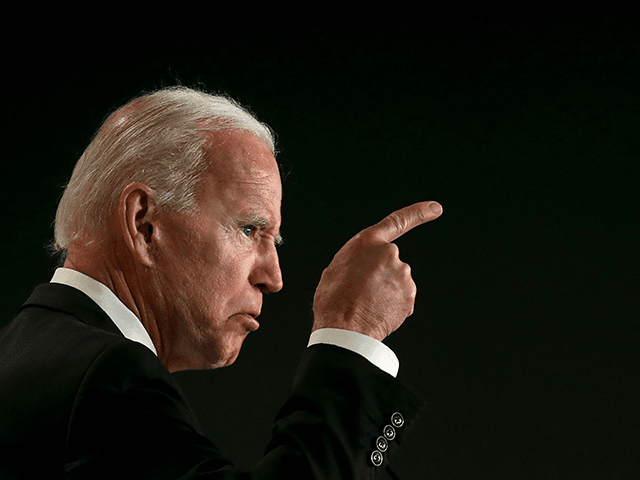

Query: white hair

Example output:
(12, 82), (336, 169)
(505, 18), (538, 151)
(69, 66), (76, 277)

(53, 86), (275, 255)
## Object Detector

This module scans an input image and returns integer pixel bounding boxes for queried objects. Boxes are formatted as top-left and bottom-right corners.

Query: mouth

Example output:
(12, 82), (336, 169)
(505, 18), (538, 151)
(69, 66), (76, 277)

(237, 312), (260, 332)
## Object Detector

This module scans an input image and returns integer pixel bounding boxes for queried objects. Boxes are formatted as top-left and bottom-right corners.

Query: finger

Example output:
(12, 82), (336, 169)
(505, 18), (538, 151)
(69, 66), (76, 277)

(368, 201), (443, 243)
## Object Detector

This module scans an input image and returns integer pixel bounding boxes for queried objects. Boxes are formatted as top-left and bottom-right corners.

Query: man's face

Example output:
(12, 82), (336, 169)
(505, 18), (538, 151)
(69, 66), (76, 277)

(149, 129), (283, 371)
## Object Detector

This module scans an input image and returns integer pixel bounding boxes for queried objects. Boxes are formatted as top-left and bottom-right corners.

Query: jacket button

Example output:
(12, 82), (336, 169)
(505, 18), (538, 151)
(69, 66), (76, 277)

(383, 424), (396, 441)
(371, 450), (384, 467)
(391, 412), (405, 428)
(376, 435), (389, 452)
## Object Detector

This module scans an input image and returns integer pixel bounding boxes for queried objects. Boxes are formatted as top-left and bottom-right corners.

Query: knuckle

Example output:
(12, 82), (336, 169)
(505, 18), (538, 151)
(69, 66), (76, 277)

(387, 243), (400, 257)
(353, 230), (367, 241)
(387, 213), (407, 235)
(406, 275), (416, 291)
(355, 229), (376, 245)
(400, 261), (412, 278)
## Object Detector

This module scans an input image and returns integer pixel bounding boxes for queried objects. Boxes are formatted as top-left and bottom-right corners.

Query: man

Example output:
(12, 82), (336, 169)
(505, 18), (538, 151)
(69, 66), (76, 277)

(0, 87), (443, 479)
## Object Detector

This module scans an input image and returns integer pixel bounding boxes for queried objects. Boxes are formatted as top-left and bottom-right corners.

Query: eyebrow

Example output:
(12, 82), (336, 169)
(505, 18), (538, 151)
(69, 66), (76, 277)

(236, 213), (284, 246)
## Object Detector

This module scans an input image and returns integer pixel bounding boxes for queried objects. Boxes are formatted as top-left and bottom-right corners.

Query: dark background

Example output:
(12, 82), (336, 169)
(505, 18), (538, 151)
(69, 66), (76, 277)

(2, 18), (639, 478)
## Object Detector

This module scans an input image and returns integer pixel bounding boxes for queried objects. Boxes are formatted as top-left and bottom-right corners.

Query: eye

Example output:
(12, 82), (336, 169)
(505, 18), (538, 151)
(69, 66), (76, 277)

(241, 225), (255, 237)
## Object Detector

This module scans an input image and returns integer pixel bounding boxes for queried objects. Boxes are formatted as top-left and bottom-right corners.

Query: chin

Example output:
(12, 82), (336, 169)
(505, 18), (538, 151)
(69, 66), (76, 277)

(184, 331), (247, 370)
(206, 357), (237, 370)
(165, 343), (240, 372)
(204, 346), (242, 370)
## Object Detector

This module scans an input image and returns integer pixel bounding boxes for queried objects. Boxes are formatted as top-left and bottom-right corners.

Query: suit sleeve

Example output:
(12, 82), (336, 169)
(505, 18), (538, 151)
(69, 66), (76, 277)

(64, 341), (425, 479)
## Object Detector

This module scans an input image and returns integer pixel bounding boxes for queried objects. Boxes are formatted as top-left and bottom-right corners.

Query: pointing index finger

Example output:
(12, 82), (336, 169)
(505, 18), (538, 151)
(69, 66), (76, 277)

(369, 201), (443, 243)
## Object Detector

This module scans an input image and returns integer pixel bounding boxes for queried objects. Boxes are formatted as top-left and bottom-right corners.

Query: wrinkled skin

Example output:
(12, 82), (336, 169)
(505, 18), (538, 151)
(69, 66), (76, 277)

(313, 202), (443, 341)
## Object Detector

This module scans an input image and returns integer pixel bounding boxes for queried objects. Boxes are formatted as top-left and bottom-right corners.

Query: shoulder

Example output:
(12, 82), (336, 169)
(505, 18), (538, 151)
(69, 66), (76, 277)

(1, 281), (158, 378)
(0, 284), (170, 423)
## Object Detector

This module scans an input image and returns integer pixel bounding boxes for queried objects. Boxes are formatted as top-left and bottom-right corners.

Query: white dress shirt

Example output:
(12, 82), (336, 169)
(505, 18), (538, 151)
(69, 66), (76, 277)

(51, 268), (158, 355)
(50, 268), (399, 377)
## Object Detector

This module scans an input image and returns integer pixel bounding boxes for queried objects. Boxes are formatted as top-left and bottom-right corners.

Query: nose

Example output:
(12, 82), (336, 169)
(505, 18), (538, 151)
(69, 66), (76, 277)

(251, 243), (284, 293)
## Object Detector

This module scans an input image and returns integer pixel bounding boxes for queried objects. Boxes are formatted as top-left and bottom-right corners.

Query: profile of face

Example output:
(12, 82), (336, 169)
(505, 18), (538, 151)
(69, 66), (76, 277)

(148, 130), (283, 371)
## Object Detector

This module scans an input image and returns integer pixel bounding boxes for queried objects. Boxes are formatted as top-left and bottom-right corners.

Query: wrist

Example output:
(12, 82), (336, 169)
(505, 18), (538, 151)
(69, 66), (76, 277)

(312, 314), (387, 342)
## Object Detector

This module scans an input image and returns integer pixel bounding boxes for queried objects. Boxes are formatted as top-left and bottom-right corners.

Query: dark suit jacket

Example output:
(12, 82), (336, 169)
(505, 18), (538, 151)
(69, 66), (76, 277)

(0, 283), (424, 479)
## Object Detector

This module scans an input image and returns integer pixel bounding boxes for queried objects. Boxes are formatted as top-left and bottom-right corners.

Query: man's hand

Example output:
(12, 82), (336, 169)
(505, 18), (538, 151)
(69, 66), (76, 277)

(312, 201), (443, 342)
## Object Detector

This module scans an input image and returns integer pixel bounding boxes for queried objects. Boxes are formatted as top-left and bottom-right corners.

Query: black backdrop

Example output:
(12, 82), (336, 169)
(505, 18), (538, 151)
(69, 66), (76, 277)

(2, 18), (638, 479)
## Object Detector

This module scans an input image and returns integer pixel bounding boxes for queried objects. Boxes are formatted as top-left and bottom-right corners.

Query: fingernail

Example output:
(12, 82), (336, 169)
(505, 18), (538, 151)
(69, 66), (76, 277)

(429, 202), (443, 215)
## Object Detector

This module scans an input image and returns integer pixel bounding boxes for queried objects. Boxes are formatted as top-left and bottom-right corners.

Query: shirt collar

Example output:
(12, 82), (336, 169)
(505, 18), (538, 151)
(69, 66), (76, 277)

(50, 268), (158, 356)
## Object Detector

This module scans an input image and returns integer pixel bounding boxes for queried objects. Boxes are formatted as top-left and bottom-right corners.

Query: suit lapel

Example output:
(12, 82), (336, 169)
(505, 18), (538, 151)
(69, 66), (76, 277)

(20, 283), (124, 337)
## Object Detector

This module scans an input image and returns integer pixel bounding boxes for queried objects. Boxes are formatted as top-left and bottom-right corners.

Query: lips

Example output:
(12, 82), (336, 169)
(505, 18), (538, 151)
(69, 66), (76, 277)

(234, 312), (260, 332)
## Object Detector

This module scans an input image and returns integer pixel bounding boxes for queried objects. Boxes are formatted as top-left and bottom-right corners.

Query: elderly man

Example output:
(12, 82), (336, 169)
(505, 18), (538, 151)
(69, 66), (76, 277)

(0, 87), (442, 479)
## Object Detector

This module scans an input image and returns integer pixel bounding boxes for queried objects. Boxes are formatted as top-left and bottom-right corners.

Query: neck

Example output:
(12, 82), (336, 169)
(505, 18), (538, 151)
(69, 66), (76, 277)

(63, 245), (164, 361)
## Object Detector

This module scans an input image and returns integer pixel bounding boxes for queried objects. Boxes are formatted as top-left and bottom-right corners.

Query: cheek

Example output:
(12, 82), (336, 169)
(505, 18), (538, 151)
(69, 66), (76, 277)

(163, 231), (256, 307)
(211, 237), (256, 280)
(182, 255), (244, 313)
(227, 249), (258, 282)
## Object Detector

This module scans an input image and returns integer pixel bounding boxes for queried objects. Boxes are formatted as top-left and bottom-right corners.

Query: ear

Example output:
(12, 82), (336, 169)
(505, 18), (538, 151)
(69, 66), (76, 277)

(118, 182), (157, 267)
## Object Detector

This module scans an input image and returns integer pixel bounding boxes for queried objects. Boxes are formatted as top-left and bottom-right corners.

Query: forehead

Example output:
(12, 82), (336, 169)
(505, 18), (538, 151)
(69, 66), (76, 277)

(196, 129), (282, 217)
(202, 129), (278, 180)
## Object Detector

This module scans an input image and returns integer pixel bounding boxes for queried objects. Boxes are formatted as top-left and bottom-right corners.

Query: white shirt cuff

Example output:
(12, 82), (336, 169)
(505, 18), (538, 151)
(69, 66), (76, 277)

(308, 328), (399, 378)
